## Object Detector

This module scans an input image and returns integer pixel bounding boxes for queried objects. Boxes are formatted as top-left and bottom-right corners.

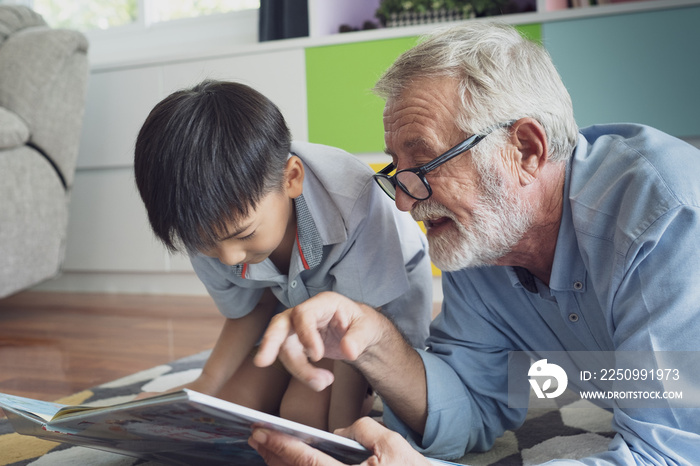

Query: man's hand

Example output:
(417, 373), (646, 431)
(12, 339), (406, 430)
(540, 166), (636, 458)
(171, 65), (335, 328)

(253, 292), (386, 392)
(255, 291), (429, 434)
(248, 417), (431, 466)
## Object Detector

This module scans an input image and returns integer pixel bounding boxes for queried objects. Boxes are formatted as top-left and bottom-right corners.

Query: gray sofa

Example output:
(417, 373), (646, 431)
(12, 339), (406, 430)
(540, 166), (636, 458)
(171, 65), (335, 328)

(0, 6), (89, 298)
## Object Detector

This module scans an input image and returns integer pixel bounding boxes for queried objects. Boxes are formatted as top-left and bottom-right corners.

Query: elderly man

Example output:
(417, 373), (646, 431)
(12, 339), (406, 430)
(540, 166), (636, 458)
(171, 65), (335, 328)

(249, 21), (700, 465)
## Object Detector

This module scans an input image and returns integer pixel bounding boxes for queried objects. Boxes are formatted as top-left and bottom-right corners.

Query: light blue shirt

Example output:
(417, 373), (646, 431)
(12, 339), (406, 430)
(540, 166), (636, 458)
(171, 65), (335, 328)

(384, 124), (700, 464)
(191, 141), (433, 348)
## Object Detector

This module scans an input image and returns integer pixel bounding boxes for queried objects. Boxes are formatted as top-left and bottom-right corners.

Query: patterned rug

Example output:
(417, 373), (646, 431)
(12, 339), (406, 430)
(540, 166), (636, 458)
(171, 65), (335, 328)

(0, 350), (615, 465)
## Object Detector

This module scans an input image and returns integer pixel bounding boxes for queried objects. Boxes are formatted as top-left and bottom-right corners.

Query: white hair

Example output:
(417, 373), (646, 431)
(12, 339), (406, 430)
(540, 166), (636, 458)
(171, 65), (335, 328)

(374, 21), (578, 163)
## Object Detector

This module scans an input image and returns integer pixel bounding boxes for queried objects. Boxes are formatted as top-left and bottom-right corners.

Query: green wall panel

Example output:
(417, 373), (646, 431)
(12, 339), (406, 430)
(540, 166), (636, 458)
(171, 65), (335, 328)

(306, 24), (542, 154)
(306, 36), (418, 154)
(543, 6), (700, 138)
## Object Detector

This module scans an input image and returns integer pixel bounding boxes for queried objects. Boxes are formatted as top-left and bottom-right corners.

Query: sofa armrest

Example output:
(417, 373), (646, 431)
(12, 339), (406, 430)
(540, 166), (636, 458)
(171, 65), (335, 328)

(0, 106), (30, 149)
(0, 26), (89, 188)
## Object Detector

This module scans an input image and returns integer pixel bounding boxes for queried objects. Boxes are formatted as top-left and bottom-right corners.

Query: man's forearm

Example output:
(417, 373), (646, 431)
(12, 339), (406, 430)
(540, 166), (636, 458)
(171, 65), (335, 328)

(353, 309), (428, 435)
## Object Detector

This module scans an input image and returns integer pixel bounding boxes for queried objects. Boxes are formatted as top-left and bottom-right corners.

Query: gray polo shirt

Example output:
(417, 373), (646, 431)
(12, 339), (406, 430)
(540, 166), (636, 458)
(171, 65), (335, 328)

(190, 141), (433, 347)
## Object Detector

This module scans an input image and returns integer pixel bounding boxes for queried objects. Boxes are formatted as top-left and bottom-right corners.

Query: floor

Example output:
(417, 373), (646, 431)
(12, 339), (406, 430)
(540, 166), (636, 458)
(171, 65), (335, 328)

(0, 291), (224, 402)
(0, 291), (442, 404)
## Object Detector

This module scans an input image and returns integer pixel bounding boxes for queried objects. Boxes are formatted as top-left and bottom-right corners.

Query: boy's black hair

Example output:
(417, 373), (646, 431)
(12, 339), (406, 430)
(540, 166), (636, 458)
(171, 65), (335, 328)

(134, 80), (291, 253)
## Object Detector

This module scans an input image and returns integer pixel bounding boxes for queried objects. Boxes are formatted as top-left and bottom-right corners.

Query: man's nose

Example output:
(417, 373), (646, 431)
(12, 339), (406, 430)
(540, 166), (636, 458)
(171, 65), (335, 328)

(394, 187), (417, 212)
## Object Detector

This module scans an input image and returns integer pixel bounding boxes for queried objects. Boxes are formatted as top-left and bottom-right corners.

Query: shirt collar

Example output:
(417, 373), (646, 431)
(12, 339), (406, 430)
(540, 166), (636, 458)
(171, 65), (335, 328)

(548, 137), (588, 293)
(231, 262), (248, 279)
(294, 193), (323, 270)
(230, 193), (324, 279)
(293, 149), (348, 246)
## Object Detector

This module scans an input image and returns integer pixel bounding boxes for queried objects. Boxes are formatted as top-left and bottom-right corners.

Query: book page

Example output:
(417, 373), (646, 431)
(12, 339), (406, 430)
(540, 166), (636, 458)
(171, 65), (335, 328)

(0, 392), (66, 422)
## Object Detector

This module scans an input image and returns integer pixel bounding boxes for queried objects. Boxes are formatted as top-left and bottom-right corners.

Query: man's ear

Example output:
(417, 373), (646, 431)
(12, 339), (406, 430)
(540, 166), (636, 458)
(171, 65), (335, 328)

(285, 155), (305, 198)
(510, 118), (548, 186)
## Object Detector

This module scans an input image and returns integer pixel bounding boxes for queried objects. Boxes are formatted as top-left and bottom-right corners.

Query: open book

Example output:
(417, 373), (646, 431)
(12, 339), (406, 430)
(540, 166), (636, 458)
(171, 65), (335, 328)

(0, 389), (371, 465)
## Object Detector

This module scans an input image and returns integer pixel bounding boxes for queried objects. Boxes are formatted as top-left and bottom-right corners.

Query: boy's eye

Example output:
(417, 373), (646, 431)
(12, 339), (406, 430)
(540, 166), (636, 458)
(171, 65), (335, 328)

(239, 231), (256, 241)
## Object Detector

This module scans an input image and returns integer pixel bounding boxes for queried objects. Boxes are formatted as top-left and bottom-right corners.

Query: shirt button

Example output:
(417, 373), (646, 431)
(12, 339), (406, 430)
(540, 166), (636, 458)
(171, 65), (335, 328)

(573, 281), (583, 290)
(290, 280), (297, 288)
(569, 313), (579, 322)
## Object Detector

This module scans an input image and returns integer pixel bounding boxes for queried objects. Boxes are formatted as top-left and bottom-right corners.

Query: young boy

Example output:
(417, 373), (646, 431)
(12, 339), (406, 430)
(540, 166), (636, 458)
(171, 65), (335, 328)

(133, 80), (432, 432)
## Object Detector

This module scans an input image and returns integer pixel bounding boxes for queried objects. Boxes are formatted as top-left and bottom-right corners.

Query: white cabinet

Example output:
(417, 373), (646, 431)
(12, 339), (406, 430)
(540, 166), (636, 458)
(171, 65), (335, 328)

(160, 48), (308, 142)
(78, 67), (163, 169)
(64, 168), (165, 272)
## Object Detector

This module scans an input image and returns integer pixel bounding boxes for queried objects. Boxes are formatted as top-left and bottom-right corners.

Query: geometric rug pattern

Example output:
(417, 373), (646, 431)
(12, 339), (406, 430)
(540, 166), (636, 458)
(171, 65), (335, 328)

(1, 350), (616, 465)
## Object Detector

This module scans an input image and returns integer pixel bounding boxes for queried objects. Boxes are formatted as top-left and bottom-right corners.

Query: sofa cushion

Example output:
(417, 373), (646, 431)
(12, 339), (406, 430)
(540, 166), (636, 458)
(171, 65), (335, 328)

(0, 5), (45, 44)
(0, 106), (29, 149)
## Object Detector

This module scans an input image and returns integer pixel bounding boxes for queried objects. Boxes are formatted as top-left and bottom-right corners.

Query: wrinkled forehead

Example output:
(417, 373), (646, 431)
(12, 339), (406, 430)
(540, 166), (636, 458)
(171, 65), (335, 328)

(383, 78), (465, 159)
(384, 76), (462, 129)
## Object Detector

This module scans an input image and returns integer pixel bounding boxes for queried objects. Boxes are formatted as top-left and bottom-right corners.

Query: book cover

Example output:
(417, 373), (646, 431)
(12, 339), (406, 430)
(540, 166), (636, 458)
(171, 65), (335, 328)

(0, 389), (371, 465)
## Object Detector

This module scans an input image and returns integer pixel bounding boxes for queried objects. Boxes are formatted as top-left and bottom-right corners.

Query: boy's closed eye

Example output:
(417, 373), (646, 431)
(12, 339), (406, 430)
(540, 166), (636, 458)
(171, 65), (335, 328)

(238, 231), (257, 241)
(217, 220), (255, 242)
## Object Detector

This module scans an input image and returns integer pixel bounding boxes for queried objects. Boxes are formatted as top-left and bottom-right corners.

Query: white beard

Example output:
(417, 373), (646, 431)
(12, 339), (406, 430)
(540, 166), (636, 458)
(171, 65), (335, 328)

(411, 169), (534, 272)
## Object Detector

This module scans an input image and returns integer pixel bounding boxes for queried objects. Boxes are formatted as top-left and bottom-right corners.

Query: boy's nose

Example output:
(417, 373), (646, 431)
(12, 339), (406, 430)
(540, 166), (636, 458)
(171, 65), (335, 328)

(202, 245), (245, 266)
(217, 248), (246, 266)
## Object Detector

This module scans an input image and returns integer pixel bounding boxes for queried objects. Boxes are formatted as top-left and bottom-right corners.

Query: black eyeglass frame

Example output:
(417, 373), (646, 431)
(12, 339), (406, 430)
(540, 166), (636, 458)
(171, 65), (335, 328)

(373, 121), (514, 201)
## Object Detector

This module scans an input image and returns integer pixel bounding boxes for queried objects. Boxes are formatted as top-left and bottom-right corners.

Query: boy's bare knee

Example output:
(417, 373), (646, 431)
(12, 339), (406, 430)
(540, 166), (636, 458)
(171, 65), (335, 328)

(280, 389), (330, 431)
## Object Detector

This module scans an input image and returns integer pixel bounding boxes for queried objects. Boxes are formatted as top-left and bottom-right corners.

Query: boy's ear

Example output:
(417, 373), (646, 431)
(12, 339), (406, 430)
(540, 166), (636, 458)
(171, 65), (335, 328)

(285, 155), (305, 198)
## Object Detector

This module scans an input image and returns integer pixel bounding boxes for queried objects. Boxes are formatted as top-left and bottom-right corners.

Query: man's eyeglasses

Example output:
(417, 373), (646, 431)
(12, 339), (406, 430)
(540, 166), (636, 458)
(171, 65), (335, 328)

(373, 122), (514, 201)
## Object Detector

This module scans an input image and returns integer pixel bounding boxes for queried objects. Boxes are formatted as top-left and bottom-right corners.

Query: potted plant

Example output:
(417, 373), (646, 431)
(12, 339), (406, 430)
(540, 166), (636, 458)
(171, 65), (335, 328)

(376, 0), (510, 27)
